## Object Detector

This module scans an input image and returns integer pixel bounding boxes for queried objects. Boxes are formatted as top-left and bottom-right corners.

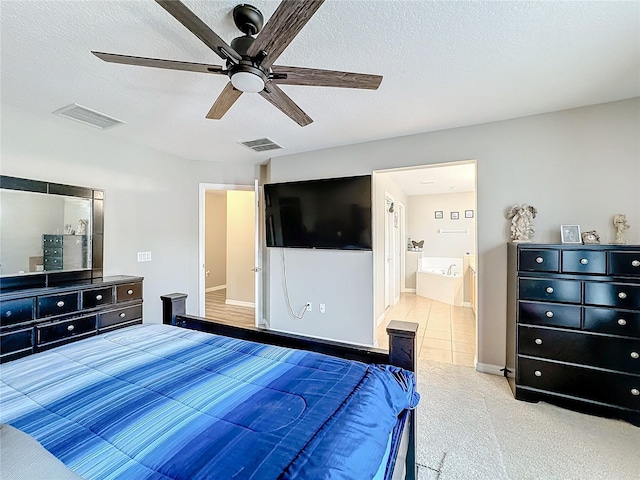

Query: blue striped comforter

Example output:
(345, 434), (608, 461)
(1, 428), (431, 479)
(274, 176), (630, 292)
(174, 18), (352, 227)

(0, 324), (419, 480)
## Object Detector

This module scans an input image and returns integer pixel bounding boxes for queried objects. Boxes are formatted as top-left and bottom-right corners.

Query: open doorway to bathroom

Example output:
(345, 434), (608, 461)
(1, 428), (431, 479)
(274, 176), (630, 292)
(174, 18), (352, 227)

(373, 161), (478, 367)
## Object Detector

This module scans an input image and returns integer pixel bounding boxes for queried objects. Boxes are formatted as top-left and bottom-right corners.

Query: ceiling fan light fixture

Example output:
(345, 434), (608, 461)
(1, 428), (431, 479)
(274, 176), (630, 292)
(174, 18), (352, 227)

(231, 71), (265, 93)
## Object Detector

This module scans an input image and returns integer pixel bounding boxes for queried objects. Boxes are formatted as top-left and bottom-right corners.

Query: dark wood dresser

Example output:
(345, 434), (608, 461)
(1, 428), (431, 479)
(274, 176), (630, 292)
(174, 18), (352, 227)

(506, 243), (640, 426)
(0, 275), (143, 362)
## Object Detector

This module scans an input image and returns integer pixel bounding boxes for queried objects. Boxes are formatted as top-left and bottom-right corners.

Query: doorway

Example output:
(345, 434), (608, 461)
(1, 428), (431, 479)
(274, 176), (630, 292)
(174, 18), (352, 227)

(199, 184), (257, 328)
(374, 161), (478, 367)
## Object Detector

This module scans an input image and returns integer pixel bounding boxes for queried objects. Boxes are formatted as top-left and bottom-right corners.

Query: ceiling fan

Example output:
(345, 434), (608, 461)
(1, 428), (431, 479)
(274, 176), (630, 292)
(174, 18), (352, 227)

(92, 0), (383, 127)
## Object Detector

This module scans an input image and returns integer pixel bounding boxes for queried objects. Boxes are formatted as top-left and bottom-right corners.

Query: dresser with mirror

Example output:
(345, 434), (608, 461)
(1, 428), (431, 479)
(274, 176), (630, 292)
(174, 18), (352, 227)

(0, 176), (143, 362)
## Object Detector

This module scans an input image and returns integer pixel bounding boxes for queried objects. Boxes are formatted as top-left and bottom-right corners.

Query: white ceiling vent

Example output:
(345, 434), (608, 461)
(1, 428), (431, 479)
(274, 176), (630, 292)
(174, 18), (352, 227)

(239, 138), (283, 153)
(53, 104), (124, 129)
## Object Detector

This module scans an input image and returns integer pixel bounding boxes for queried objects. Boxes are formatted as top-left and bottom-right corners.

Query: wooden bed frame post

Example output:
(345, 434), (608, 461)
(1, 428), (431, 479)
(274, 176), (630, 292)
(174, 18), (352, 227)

(386, 320), (419, 480)
(161, 293), (188, 326)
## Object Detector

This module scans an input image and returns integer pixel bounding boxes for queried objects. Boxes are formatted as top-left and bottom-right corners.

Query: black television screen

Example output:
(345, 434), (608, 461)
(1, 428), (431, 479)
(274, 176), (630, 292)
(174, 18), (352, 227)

(264, 175), (372, 250)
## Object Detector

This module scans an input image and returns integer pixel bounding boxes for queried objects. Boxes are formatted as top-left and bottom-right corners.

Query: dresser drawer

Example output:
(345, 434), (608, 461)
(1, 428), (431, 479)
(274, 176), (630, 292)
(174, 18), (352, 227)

(1, 297), (35, 326)
(518, 357), (640, 411)
(519, 249), (559, 273)
(38, 292), (79, 318)
(98, 305), (142, 330)
(1, 328), (33, 358)
(561, 250), (606, 275)
(585, 282), (640, 310)
(82, 287), (114, 309)
(43, 257), (63, 269)
(117, 282), (142, 302)
(609, 252), (640, 277)
(519, 326), (640, 374)
(37, 315), (96, 345)
(518, 301), (581, 328)
(519, 278), (581, 304)
(584, 307), (640, 338)
(43, 234), (63, 246)
(43, 247), (63, 257)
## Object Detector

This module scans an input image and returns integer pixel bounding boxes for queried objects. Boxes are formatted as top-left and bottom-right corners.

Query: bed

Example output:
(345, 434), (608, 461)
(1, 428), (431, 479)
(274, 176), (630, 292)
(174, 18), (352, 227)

(0, 293), (419, 480)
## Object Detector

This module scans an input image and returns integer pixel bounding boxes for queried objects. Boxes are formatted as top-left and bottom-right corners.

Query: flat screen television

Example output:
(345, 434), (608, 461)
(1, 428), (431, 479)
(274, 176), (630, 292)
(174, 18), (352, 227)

(264, 175), (372, 250)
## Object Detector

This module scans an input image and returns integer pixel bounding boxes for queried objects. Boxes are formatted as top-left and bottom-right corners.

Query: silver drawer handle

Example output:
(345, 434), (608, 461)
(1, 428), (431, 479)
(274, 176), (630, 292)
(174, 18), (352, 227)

(535, 257), (544, 264)
(545, 287), (554, 294)
(119, 312), (126, 318)
(618, 292), (627, 299)
(631, 352), (639, 359)
(535, 338), (543, 345)
(67, 324), (75, 331)
(57, 301), (65, 308)
(618, 319), (627, 326)
(545, 311), (554, 318)
(127, 289), (134, 295)
(534, 370), (542, 377)
(632, 260), (640, 267)
(580, 258), (589, 265)
(5, 310), (11, 317)
(96, 294), (103, 301)
(632, 389), (640, 396)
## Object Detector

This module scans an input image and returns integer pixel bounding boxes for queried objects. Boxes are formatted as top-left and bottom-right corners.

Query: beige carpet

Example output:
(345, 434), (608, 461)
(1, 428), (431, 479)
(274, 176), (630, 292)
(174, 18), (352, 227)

(414, 359), (640, 479)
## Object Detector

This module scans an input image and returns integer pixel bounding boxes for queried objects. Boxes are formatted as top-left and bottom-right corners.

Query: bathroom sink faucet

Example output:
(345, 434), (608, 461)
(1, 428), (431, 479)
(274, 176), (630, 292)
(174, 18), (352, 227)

(447, 264), (456, 275)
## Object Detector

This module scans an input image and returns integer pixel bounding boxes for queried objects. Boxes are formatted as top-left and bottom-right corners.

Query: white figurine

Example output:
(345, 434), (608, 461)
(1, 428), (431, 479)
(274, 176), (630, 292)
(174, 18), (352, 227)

(507, 204), (537, 243)
(613, 214), (629, 244)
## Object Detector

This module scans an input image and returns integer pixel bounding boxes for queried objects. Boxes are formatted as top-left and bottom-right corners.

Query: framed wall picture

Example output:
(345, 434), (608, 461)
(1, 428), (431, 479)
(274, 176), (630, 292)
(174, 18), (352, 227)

(451, 211), (459, 220)
(435, 211), (443, 219)
(561, 225), (582, 244)
(465, 210), (474, 218)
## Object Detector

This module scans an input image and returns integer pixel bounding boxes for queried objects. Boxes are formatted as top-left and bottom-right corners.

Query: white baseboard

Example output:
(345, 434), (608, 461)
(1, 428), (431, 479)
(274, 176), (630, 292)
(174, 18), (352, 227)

(475, 362), (506, 376)
(206, 284), (226, 292)
(463, 301), (472, 308)
(225, 299), (255, 308)
(405, 288), (416, 293)
(376, 312), (387, 327)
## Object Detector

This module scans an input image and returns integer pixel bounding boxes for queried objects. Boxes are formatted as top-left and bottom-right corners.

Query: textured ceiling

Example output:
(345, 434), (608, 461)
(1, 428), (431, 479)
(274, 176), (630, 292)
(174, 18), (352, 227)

(1, 1), (638, 165)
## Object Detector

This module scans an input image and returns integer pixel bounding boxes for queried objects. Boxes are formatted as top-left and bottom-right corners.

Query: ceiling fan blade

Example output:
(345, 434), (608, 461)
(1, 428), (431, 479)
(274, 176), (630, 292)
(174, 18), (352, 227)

(259, 83), (313, 127)
(271, 65), (382, 90)
(92, 52), (225, 74)
(155, 0), (241, 63)
(247, 0), (325, 69)
(206, 82), (243, 119)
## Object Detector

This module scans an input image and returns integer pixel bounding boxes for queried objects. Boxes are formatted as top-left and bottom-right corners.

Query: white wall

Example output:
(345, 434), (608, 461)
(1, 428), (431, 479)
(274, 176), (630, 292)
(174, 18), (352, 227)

(1, 105), (256, 322)
(226, 190), (255, 305)
(407, 191), (476, 259)
(0, 190), (64, 274)
(267, 98), (640, 369)
(205, 191), (227, 290)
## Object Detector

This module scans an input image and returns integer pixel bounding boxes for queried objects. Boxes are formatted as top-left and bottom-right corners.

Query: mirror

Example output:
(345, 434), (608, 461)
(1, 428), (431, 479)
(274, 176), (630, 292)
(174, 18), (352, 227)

(0, 189), (92, 276)
(0, 176), (103, 290)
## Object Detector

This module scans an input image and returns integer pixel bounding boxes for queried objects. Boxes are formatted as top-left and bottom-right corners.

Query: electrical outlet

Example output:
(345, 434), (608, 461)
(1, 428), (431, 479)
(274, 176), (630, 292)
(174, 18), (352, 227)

(305, 302), (312, 312)
(137, 251), (152, 262)
(319, 303), (326, 314)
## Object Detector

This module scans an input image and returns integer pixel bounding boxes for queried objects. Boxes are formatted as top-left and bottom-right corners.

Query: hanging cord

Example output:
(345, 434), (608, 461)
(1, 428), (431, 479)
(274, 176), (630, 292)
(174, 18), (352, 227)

(280, 249), (308, 320)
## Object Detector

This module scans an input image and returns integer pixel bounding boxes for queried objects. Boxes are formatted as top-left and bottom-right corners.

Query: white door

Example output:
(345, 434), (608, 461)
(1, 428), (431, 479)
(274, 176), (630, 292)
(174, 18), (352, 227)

(254, 180), (263, 327)
(384, 195), (394, 309)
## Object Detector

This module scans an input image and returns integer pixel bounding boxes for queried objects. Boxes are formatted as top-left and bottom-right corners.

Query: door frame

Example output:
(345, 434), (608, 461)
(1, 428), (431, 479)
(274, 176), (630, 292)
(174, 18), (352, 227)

(198, 183), (255, 319)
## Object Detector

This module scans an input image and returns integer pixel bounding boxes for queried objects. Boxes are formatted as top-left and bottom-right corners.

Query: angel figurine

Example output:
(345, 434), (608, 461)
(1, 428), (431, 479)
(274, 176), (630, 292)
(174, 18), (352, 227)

(507, 204), (537, 243)
(613, 214), (630, 244)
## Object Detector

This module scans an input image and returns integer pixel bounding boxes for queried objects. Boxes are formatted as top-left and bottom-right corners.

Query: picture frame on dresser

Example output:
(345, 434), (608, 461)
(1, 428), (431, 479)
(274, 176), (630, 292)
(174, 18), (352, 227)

(560, 224), (581, 244)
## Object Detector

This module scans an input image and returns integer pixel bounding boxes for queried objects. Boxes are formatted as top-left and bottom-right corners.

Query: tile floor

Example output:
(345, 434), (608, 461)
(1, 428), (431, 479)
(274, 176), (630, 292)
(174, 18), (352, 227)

(376, 293), (476, 367)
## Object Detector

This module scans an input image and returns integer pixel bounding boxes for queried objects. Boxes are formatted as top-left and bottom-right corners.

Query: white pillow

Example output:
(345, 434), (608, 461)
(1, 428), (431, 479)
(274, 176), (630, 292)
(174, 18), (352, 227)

(0, 424), (85, 480)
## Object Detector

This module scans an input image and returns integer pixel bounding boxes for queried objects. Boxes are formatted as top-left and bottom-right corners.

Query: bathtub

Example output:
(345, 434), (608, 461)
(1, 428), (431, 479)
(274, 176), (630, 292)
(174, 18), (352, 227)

(416, 257), (464, 306)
